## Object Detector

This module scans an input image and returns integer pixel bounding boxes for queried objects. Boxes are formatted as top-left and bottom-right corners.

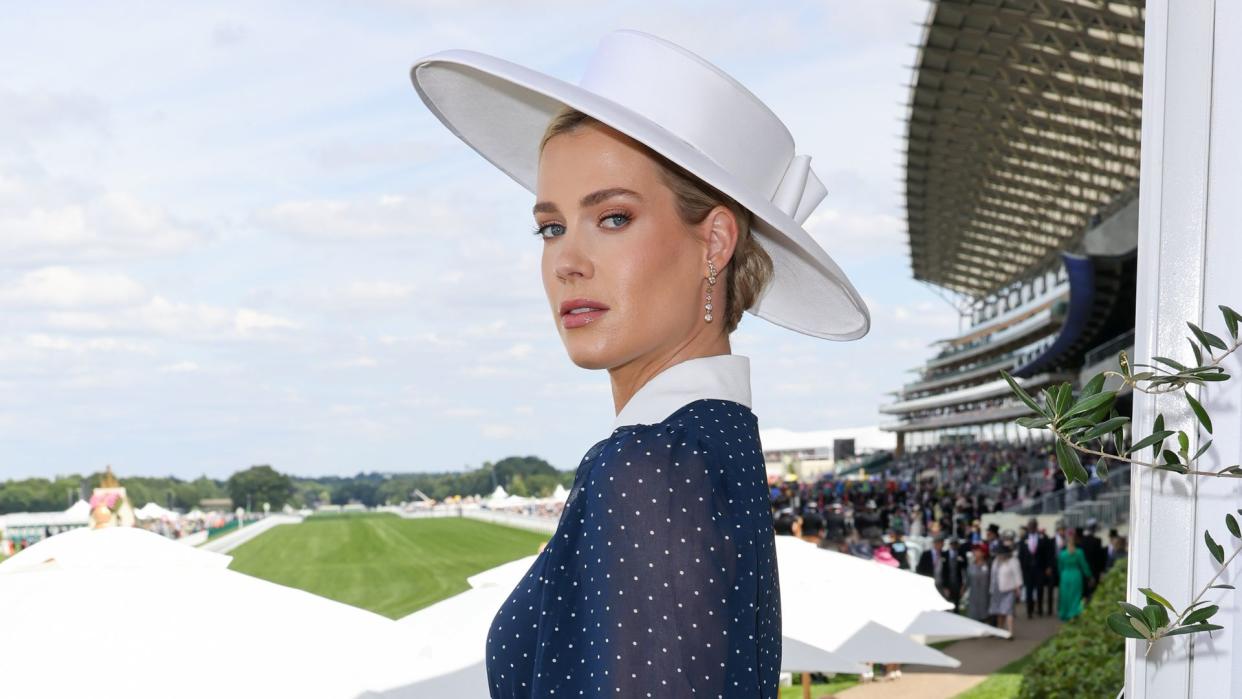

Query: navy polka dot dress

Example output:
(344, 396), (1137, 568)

(485, 398), (781, 697)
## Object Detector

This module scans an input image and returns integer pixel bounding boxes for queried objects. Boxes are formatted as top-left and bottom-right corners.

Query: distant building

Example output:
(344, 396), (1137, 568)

(198, 498), (234, 511)
(760, 426), (895, 481)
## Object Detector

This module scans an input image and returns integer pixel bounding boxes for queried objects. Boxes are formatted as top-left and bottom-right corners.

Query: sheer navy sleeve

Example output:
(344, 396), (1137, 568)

(536, 418), (773, 696)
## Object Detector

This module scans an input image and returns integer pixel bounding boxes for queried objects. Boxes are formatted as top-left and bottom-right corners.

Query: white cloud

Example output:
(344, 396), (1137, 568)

(482, 423), (517, 439)
(42, 295), (301, 341)
(444, 407), (485, 418)
(0, 190), (205, 265)
(0, 266), (146, 308)
(158, 360), (201, 373)
(258, 193), (466, 241)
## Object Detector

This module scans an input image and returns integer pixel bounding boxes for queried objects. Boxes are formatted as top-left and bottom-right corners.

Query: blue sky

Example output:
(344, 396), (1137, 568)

(0, 0), (961, 480)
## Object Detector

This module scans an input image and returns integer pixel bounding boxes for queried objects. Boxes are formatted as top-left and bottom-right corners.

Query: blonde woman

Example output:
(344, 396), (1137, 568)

(410, 29), (869, 698)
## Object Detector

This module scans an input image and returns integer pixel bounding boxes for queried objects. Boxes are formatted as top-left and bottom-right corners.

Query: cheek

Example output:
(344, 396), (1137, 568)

(610, 233), (694, 316)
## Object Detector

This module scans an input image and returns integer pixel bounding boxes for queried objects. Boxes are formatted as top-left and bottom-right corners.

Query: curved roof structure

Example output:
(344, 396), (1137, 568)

(903, 0), (1144, 297)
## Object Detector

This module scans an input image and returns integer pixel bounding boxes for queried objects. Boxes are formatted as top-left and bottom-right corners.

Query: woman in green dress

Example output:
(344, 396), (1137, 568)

(1058, 529), (1094, 621)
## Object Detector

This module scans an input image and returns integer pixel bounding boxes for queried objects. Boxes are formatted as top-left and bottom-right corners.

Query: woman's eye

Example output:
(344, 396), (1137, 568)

(600, 212), (631, 229)
(533, 223), (565, 239)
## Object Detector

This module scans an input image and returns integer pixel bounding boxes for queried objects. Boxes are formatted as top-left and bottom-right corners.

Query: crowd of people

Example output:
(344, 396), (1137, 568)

(768, 440), (1128, 638)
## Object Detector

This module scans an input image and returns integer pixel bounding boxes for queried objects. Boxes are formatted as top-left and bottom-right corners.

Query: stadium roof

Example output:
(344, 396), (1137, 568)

(903, 0), (1144, 297)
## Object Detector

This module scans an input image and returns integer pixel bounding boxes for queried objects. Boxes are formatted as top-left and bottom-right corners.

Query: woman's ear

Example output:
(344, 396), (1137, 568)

(704, 205), (740, 270)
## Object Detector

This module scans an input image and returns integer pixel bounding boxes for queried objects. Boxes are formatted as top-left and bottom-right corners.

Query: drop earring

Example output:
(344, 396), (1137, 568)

(704, 260), (717, 322)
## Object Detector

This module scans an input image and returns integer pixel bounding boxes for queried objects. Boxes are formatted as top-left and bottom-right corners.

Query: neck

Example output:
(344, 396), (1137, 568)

(609, 333), (732, 416)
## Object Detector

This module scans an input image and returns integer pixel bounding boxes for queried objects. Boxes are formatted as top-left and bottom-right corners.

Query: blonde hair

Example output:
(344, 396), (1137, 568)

(539, 107), (773, 334)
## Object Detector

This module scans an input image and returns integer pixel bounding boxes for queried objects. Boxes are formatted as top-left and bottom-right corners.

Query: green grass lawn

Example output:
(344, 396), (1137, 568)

(951, 653), (1033, 699)
(226, 513), (548, 618)
(778, 676), (859, 698)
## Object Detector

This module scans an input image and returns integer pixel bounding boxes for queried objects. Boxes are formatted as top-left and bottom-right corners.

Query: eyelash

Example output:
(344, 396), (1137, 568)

(532, 210), (632, 239)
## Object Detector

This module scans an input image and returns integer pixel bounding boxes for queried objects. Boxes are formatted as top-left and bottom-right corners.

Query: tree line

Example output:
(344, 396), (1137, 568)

(0, 455), (572, 514)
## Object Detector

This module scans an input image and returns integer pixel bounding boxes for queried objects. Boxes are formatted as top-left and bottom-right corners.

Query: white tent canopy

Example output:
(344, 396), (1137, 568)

(64, 499), (92, 519)
(0, 528), (429, 699)
(774, 536), (1007, 644)
(135, 501), (179, 521)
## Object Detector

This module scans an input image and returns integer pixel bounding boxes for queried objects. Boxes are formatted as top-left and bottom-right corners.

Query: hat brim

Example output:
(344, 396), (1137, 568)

(410, 49), (870, 341)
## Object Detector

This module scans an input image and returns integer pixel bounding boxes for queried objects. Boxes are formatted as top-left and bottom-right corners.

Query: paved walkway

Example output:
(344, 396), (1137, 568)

(831, 615), (1061, 699)
(198, 514), (303, 554)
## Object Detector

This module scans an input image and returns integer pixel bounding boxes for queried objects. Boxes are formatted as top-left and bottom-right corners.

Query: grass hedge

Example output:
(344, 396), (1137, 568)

(1018, 561), (1126, 698)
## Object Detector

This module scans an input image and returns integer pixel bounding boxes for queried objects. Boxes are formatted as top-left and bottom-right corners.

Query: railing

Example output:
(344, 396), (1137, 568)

(1009, 465), (1132, 527)
(1083, 329), (1136, 367)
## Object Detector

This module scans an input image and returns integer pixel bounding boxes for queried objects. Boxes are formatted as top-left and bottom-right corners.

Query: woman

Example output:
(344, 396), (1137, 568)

(1058, 529), (1094, 621)
(409, 30), (869, 698)
(964, 544), (991, 622)
(988, 543), (1023, 637)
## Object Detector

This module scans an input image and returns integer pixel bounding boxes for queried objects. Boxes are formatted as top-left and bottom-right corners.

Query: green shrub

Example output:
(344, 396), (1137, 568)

(1018, 562), (1126, 698)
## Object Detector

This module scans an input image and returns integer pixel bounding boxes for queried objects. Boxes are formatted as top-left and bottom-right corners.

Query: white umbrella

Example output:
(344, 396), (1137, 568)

(775, 536), (1008, 645)
(0, 527), (419, 699)
(396, 549), (867, 688)
(0, 526), (229, 572)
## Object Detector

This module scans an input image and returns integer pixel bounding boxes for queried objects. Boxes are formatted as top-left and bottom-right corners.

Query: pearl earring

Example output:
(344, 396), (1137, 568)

(704, 260), (717, 322)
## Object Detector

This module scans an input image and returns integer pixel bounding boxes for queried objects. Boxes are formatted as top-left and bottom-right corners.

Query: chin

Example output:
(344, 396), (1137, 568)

(562, 342), (615, 371)
(559, 331), (624, 371)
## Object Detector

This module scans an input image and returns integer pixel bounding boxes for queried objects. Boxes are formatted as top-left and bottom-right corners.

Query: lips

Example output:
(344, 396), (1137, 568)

(560, 297), (610, 329)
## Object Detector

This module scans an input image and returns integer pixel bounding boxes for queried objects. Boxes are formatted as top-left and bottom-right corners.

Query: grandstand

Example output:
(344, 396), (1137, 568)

(878, 0), (1145, 530)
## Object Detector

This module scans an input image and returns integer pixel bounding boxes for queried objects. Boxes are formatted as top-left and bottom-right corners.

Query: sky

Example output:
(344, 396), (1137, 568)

(0, 0), (963, 481)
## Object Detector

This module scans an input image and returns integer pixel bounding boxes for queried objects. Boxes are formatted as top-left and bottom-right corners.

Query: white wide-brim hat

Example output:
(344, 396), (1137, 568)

(409, 29), (870, 341)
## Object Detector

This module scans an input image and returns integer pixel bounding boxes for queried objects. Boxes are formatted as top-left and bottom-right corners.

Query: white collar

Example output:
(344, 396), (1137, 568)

(611, 354), (752, 430)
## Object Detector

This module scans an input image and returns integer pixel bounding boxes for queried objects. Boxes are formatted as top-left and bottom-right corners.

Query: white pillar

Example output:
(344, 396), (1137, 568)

(1127, 1), (1242, 695)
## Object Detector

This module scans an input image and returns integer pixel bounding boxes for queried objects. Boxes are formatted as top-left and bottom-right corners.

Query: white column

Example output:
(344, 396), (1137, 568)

(1127, 1), (1242, 695)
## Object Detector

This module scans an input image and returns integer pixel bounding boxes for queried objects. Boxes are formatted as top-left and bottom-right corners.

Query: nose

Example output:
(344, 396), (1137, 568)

(552, 227), (593, 282)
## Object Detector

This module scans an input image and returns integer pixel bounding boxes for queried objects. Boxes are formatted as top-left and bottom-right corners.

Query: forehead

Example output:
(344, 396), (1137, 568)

(536, 122), (662, 194)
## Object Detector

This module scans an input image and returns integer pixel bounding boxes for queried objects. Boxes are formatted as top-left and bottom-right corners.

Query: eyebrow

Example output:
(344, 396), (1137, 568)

(532, 187), (643, 215)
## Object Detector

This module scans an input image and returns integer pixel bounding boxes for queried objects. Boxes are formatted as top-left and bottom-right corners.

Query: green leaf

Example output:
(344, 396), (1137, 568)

(1058, 416), (1097, 433)
(1126, 430), (1174, 457)
(1184, 605), (1220, 625)
(1187, 393), (1213, 434)
(1119, 350), (1132, 378)
(1064, 391), (1117, 420)
(1055, 382), (1073, 415)
(1130, 617), (1154, 640)
(1210, 584), (1235, 590)
(1155, 463), (1190, 474)
(1189, 321), (1228, 351)
(1163, 449), (1183, 466)
(1000, 371), (1045, 416)
(1119, 601), (1148, 621)
(1140, 587), (1176, 611)
(1153, 356), (1189, 372)
(1220, 304), (1241, 340)
(1189, 339), (1204, 366)
(1096, 459), (1110, 479)
(1229, 514), (1241, 539)
(1016, 416), (1052, 429)
(1165, 623), (1225, 637)
(1178, 431), (1190, 455)
(1107, 612), (1148, 639)
(1055, 438), (1089, 484)
(1206, 530), (1225, 564)
(1194, 439), (1214, 462)
(1082, 373), (1106, 397)
(1084, 416), (1131, 440)
(1144, 603), (1170, 630)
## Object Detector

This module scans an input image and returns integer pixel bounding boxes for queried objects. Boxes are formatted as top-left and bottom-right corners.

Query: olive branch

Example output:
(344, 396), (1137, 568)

(1001, 304), (1242, 651)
